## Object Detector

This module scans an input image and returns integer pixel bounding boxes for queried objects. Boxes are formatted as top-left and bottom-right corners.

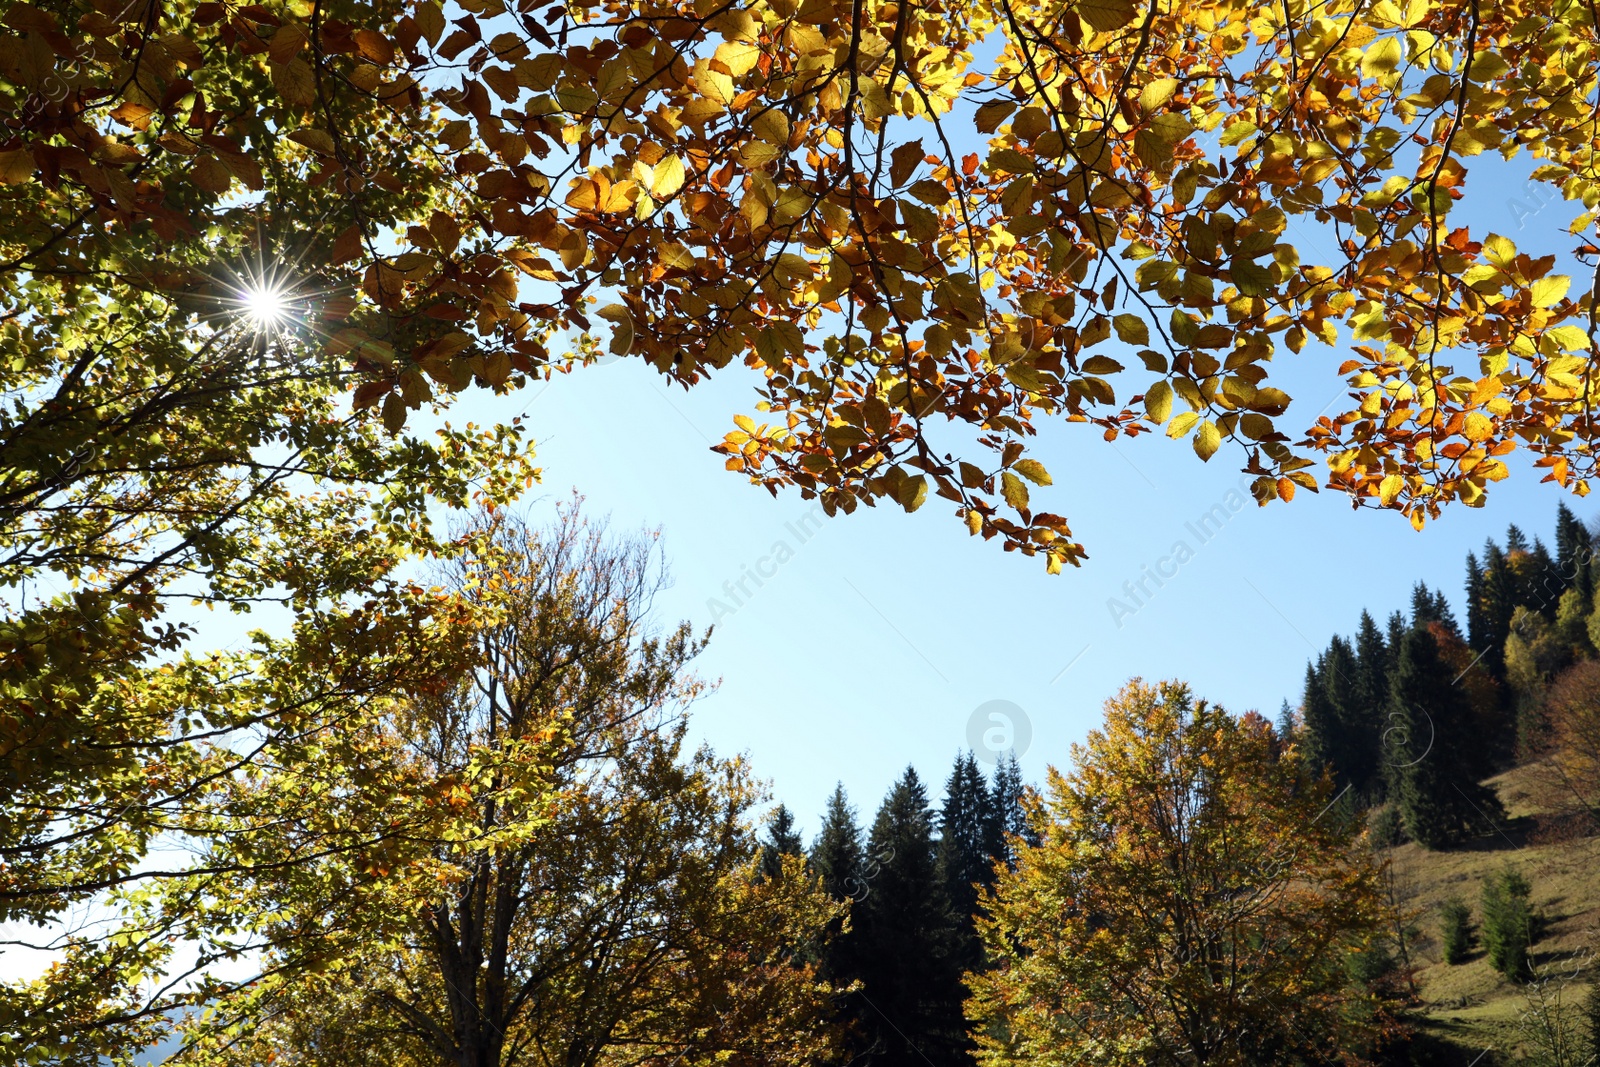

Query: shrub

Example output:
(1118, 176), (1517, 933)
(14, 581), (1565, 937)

(1372, 804), (1406, 848)
(1439, 897), (1474, 965)
(1480, 867), (1536, 982)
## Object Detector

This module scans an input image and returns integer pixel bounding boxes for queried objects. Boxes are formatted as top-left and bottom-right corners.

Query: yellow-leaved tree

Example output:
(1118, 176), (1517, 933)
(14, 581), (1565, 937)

(968, 680), (1394, 1066)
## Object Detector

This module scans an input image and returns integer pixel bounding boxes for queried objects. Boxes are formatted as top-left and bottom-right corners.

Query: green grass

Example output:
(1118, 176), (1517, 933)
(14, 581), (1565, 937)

(1380, 761), (1599, 1060)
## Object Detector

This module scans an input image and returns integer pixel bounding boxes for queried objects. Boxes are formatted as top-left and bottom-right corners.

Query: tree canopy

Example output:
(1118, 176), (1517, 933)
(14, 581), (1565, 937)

(6, 0), (1600, 575)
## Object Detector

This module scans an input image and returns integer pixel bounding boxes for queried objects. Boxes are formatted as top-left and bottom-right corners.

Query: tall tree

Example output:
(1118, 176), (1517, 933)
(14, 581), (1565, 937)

(936, 751), (996, 973)
(1301, 658), (1344, 785)
(988, 752), (1036, 866)
(761, 803), (807, 881)
(1351, 611), (1390, 800)
(812, 785), (865, 905)
(1555, 503), (1595, 609)
(191, 509), (844, 1067)
(1387, 626), (1507, 849)
(968, 680), (1389, 1067)
(1482, 540), (1520, 684)
(1466, 549), (1489, 655)
(855, 768), (967, 1067)
(810, 784), (870, 1064)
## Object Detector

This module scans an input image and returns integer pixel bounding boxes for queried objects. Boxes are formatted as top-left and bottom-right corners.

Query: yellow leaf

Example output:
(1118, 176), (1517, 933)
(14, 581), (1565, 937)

(1463, 411), (1493, 441)
(1074, 0), (1136, 31)
(0, 149), (33, 185)
(1144, 381), (1173, 423)
(1113, 314), (1149, 345)
(652, 155), (686, 198)
(272, 57), (317, 106)
(1360, 36), (1403, 78)
(1167, 411), (1199, 438)
(713, 41), (760, 76)
(1530, 276), (1570, 307)
(1138, 78), (1179, 111)
(1001, 470), (1030, 510)
(1482, 233), (1516, 266)
(1378, 473), (1404, 505)
(1013, 458), (1052, 486)
(1193, 419), (1221, 460)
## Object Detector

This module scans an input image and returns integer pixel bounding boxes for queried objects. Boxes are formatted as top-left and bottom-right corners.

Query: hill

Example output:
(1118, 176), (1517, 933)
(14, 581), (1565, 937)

(1382, 760), (1599, 1062)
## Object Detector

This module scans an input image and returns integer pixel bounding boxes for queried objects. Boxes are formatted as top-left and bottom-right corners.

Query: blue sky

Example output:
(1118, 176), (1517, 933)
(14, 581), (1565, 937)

(453, 338), (1579, 836)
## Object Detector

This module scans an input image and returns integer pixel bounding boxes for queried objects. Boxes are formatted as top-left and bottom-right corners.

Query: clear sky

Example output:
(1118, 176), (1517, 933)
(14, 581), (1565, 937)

(452, 323), (1580, 838)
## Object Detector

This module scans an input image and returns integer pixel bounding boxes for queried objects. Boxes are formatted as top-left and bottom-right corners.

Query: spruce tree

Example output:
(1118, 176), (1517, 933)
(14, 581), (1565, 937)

(1301, 658), (1343, 785)
(856, 768), (968, 1067)
(810, 784), (869, 1061)
(812, 784), (864, 902)
(1555, 502), (1595, 608)
(760, 803), (805, 880)
(1481, 866), (1536, 981)
(988, 752), (1035, 864)
(1386, 610), (1408, 671)
(1351, 611), (1389, 800)
(1387, 626), (1506, 849)
(1482, 539), (1518, 684)
(1465, 549), (1487, 654)
(1530, 536), (1562, 616)
(1274, 699), (1298, 748)
(936, 752), (995, 973)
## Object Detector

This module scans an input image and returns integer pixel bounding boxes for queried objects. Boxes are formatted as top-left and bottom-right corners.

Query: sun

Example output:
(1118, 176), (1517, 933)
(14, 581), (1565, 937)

(241, 283), (289, 329)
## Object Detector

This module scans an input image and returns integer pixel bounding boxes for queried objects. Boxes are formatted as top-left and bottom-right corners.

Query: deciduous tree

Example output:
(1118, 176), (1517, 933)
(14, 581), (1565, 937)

(969, 679), (1389, 1067)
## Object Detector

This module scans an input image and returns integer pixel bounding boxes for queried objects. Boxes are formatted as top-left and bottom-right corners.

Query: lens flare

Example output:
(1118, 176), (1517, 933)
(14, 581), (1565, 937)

(241, 284), (289, 329)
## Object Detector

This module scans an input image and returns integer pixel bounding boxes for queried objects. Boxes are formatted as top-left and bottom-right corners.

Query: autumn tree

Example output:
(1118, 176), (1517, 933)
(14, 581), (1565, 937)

(187, 507), (844, 1067)
(12, 0), (1600, 583)
(969, 679), (1389, 1067)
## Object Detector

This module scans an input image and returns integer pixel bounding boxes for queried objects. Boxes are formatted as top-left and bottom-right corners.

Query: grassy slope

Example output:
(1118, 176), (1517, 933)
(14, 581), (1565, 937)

(1382, 761), (1599, 1059)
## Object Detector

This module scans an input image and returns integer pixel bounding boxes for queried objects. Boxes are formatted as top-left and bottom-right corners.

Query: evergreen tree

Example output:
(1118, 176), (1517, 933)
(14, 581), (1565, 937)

(1321, 634), (1377, 795)
(1351, 611), (1389, 799)
(1530, 536), (1562, 616)
(1439, 897), (1474, 964)
(810, 784), (869, 1061)
(1301, 658), (1344, 785)
(988, 752), (1035, 865)
(856, 768), (968, 1067)
(760, 804), (805, 880)
(812, 784), (864, 903)
(1386, 610), (1408, 671)
(1274, 698), (1298, 748)
(1481, 866), (1536, 981)
(1410, 582), (1458, 634)
(1465, 549), (1487, 654)
(1387, 626), (1506, 849)
(1482, 539), (1518, 683)
(1507, 523), (1531, 554)
(936, 752), (995, 973)
(1555, 502), (1595, 609)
